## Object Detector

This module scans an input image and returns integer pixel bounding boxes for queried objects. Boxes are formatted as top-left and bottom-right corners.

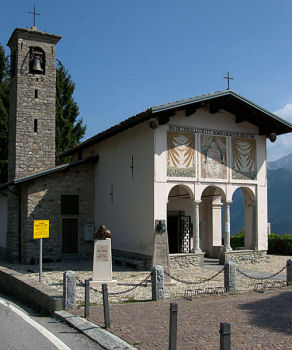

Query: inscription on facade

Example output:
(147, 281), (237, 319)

(168, 125), (255, 138)
(96, 245), (109, 262)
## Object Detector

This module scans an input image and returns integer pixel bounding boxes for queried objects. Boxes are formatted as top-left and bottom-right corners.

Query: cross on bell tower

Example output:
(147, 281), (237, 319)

(28, 5), (40, 28)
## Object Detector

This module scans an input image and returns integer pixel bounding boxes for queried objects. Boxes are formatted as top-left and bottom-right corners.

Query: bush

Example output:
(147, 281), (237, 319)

(268, 234), (292, 255)
(231, 230), (245, 248)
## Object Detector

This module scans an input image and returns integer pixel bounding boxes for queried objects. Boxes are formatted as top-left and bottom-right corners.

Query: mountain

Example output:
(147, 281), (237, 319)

(230, 167), (292, 235)
(267, 167), (292, 234)
(268, 153), (292, 171)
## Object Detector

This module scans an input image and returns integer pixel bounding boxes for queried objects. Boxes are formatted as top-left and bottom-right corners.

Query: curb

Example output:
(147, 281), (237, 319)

(54, 310), (137, 350)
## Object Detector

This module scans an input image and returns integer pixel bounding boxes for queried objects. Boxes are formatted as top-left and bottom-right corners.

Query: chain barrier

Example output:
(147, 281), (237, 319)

(164, 267), (225, 285)
(76, 273), (152, 296)
(254, 280), (287, 293)
(184, 286), (226, 300)
(76, 276), (85, 287)
(236, 265), (286, 281)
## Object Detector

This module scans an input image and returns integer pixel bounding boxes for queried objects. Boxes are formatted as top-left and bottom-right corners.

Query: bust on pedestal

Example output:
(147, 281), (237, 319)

(90, 225), (117, 288)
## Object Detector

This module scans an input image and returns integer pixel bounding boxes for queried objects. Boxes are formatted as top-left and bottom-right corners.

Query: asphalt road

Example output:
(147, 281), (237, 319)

(0, 294), (103, 350)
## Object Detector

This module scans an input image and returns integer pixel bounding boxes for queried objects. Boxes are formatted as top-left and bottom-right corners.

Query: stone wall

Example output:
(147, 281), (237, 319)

(169, 253), (205, 269)
(19, 162), (95, 263)
(219, 250), (269, 265)
(7, 28), (60, 180)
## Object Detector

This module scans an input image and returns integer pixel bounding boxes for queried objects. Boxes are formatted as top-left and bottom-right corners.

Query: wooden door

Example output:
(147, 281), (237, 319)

(62, 218), (78, 254)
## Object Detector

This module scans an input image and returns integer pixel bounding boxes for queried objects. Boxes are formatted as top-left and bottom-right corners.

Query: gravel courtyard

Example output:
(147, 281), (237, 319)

(0, 254), (290, 305)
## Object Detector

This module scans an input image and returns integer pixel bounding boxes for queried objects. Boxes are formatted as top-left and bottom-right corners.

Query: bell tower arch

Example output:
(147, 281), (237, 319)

(7, 27), (61, 180)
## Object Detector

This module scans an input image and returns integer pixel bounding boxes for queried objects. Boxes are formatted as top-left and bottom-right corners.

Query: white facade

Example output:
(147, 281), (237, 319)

(69, 102), (270, 262)
(153, 107), (267, 257)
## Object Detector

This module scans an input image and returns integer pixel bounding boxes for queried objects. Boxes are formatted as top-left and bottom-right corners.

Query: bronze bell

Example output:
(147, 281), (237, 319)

(32, 56), (43, 73)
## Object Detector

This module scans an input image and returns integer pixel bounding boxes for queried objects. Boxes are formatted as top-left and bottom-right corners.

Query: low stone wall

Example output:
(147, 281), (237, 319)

(219, 250), (269, 265)
(112, 249), (152, 269)
(169, 253), (205, 269)
(0, 265), (63, 314)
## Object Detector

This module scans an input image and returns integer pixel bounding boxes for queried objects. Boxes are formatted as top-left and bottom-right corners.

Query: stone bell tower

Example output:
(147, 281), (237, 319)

(7, 27), (61, 180)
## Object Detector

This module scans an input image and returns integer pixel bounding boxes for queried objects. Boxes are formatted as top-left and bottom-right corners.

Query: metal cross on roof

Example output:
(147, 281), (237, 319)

(28, 5), (40, 27)
(224, 72), (234, 90)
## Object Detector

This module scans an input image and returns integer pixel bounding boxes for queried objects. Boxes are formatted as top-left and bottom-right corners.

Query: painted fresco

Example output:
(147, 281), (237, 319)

(200, 135), (227, 179)
(167, 131), (195, 177)
(232, 137), (257, 180)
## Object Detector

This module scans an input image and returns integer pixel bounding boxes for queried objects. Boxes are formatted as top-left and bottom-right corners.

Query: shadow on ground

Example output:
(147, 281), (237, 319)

(238, 290), (292, 335)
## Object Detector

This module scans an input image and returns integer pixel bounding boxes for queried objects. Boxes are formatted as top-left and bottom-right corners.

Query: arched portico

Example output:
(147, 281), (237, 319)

(167, 185), (194, 253)
(231, 186), (256, 249)
(199, 186), (227, 257)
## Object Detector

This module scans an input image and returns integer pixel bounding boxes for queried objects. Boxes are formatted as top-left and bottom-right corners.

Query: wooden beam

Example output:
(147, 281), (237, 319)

(235, 115), (246, 124)
(185, 106), (197, 117)
(209, 103), (220, 114)
(158, 114), (170, 125)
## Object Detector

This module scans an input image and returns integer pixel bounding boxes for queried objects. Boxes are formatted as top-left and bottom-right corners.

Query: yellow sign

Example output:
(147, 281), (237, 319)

(33, 220), (49, 239)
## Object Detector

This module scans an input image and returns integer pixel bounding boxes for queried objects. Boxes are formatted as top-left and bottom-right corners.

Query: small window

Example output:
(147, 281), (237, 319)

(35, 89), (38, 98)
(61, 195), (79, 215)
(34, 119), (38, 132)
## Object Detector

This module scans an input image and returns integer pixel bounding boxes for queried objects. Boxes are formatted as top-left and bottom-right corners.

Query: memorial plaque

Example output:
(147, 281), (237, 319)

(96, 244), (109, 262)
(155, 243), (168, 267)
(84, 223), (94, 241)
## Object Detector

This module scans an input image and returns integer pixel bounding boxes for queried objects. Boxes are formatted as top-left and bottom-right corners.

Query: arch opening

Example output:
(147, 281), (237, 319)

(231, 187), (256, 249)
(199, 186), (226, 257)
(167, 185), (194, 253)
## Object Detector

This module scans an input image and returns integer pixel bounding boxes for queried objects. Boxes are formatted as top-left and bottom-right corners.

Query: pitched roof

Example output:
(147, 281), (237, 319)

(0, 156), (98, 190)
(60, 90), (292, 158)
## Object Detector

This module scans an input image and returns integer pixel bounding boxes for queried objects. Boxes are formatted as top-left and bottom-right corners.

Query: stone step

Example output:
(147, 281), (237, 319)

(112, 256), (145, 270)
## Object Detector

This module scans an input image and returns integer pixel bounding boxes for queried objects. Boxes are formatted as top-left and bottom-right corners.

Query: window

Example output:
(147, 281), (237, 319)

(61, 195), (79, 215)
(34, 119), (38, 132)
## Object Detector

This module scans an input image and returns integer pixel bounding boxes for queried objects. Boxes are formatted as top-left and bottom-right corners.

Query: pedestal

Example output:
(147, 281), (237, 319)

(91, 238), (117, 288)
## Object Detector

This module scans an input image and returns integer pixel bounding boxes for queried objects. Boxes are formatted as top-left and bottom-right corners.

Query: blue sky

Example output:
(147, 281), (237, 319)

(1, 0), (292, 161)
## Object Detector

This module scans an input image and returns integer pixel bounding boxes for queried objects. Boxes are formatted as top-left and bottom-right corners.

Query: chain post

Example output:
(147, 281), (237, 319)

(84, 279), (90, 318)
(102, 284), (110, 329)
(169, 302), (178, 350)
(220, 322), (231, 350)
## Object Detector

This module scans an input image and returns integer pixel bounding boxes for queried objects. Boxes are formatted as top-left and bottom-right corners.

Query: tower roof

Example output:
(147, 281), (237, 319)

(7, 27), (61, 48)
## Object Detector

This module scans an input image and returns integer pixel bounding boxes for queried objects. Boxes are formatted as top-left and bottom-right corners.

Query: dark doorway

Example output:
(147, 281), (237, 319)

(167, 215), (180, 253)
(62, 218), (78, 254)
(167, 212), (192, 253)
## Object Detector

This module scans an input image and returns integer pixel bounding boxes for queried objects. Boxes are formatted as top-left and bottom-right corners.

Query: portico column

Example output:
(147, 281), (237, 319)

(251, 200), (258, 250)
(193, 200), (202, 253)
(223, 201), (232, 251)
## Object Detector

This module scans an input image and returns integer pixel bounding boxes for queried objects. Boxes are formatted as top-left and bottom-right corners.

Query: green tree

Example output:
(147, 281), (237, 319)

(0, 44), (9, 184)
(55, 60), (86, 163)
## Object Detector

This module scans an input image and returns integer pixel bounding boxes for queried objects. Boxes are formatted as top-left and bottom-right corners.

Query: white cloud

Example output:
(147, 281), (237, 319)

(267, 103), (292, 161)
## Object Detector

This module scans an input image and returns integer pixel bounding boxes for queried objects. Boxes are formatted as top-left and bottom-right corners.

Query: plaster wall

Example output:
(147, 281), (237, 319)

(0, 194), (7, 248)
(91, 123), (155, 257)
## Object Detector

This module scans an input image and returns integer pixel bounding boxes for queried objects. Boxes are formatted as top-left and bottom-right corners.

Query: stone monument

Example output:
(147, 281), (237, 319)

(152, 219), (175, 285)
(91, 225), (117, 288)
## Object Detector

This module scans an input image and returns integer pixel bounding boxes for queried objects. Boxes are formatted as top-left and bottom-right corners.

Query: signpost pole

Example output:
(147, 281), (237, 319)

(39, 238), (42, 282)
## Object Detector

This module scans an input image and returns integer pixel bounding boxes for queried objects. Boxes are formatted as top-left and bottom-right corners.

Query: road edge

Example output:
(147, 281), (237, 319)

(54, 310), (137, 350)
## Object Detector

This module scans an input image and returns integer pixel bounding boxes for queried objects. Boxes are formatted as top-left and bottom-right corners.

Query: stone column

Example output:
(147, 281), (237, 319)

(193, 200), (201, 253)
(224, 261), (236, 292)
(251, 200), (258, 250)
(287, 259), (292, 285)
(223, 201), (232, 251)
(63, 270), (76, 310)
(151, 265), (165, 300)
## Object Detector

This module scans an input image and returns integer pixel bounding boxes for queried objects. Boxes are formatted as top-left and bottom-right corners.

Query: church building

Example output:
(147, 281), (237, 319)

(1, 26), (292, 267)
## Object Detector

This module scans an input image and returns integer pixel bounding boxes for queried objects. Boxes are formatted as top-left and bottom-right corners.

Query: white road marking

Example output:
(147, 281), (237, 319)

(0, 298), (71, 350)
